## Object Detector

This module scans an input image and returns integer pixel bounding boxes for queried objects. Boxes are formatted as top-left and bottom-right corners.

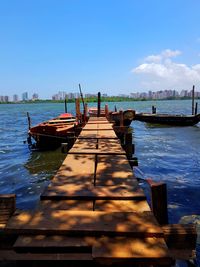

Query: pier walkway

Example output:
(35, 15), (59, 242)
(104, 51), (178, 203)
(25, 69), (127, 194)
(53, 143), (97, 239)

(1, 117), (174, 266)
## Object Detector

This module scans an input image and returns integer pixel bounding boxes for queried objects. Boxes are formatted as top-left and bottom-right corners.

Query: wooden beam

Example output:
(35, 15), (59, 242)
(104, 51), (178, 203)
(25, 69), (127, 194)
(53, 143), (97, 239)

(92, 236), (174, 265)
(40, 184), (146, 201)
(5, 211), (163, 237)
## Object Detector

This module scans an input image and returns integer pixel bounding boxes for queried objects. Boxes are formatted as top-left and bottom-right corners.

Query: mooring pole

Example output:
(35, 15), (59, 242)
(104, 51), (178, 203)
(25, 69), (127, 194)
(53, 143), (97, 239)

(105, 104), (109, 118)
(75, 98), (81, 122)
(84, 103), (88, 122)
(64, 98), (67, 113)
(125, 132), (133, 160)
(195, 102), (198, 115)
(119, 110), (123, 127)
(192, 85), (195, 115)
(97, 92), (101, 117)
(27, 112), (31, 130)
(79, 84), (85, 112)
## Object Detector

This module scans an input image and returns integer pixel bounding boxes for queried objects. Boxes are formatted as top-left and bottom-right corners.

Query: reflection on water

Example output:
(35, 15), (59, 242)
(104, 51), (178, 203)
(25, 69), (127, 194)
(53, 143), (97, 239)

(24, 149), (65, 176)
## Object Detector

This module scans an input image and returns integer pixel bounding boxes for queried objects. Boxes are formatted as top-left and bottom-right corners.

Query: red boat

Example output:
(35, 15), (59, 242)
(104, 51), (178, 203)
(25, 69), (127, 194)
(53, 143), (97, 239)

(28, 113), (79, 150)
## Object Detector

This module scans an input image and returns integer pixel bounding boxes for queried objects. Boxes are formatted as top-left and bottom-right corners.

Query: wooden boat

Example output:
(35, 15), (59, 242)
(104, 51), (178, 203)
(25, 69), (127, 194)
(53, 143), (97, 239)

(28, 113), (79, 150)
(134, 112), (200, 126)
(88, 107), (135, 126)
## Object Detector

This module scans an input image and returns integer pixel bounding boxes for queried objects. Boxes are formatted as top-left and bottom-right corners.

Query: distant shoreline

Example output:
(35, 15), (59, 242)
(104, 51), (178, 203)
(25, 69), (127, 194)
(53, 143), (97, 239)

(0, 96), (199, 104)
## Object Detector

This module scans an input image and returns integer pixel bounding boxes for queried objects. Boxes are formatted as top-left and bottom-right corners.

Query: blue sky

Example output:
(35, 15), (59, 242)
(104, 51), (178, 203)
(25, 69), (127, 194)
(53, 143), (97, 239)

(1, 0), (200, 99)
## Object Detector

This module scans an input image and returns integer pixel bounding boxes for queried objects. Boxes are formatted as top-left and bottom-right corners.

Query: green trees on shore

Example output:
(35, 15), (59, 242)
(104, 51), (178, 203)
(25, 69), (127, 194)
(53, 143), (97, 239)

(0, 96), (199, 104)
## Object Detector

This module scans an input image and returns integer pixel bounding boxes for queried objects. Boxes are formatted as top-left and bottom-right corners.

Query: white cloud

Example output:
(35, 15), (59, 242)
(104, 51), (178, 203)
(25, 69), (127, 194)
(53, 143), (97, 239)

(145, 55), (162, 63)
(132, 49), (200, 90)
(161, 49), (181, 58)
(144, 49), (181, 63)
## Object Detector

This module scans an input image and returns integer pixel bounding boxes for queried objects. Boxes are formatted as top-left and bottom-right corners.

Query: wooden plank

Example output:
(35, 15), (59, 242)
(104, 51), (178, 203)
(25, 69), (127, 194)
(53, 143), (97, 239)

(82, 124), (98, 130)
(77, 136), (118, 140)
(38, 200), (93, 211)
(56, 125), (75, 132)
(92, 236), (174, 265)
(73, 139), (97, 149)
(0, 194), (16, 229)
(0, 211), (10, 229)
(78, 130), (98, 138)
(98, 139), (124, 153)
(48, 119), (76, 123)
(81, 128), (99, 131)
(97, 125), (113, 130)
(96, 155), (138, 186)
(87, 121), (113, 125)
(97, 130), (117, 139)
(0, 250), (93, 261)
(14, 235), (92, 253)
(41, 184), (146, 201)
(95, 200), (151, 212)
(5, 211), (163, 237)
(68, 148), (126, 155)
(162, 224), (197, 249)
(88, 117), (108, 122)
(50, 154), (95, 185)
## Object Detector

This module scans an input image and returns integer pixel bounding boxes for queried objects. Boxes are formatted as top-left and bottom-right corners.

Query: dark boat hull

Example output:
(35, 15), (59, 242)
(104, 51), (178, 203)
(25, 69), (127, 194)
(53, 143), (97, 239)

(134, 113), (200, 126)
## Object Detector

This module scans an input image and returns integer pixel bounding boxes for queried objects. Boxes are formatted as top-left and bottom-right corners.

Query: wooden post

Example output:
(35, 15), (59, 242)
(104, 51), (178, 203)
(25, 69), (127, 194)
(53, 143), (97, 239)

(97, 92), (101, 117)
(0, 194), (16, 216)
(64, 98), (67, 113)
(27, 112), (31, 130)
(129, 156), (138, 168)
(192, 85), (195, 115)
(125, 132), (133, 160)
(105, 104), (109, 118)
(84, 103), (88, 122)
(148, 180), (168, 225)
(195, 102), (198, 115)
(61, 143), (68, 153)
(75, 98), (81, 121)
(119, 110), (123, 127)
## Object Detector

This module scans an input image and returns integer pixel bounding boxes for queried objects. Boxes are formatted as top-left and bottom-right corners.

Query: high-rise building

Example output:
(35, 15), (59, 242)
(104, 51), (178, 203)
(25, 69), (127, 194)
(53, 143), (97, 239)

(22, 92), (28, 101)
(32, 93), (39, 100)
(13, 94), (19, 102)
(4, 96), (9, 102)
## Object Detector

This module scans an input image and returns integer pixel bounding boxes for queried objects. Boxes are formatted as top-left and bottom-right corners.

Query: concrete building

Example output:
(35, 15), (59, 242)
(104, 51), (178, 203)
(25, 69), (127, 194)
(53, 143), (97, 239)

(13, 94), (19, 102)
(22, 92), (28, 101)
(32, 93), (39, 100)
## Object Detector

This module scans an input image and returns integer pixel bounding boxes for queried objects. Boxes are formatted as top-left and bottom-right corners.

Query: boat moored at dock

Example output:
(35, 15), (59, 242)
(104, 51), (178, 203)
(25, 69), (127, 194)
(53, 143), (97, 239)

(134, 112), (200, 126)
(28, 113), (79, 150)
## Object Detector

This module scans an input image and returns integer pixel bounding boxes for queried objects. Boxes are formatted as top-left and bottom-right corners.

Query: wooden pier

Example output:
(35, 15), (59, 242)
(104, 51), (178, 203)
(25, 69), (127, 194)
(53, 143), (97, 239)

(0, 115), (196, 266)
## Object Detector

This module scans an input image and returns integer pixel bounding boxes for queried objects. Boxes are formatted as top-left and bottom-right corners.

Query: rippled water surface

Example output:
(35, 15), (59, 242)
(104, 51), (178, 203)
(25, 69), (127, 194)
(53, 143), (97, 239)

(0, 100), (200, 264)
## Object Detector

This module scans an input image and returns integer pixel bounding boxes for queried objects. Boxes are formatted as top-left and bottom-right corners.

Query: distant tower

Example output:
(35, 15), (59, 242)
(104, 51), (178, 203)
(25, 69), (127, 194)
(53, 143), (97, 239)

(13, 94), (19, 102)
(32, 93), (39, 100)
(22, 92), (28, 101)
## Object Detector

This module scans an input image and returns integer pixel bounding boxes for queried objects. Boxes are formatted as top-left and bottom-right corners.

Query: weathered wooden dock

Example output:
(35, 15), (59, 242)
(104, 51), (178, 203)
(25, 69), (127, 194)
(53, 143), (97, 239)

(0, 115), (197, 266)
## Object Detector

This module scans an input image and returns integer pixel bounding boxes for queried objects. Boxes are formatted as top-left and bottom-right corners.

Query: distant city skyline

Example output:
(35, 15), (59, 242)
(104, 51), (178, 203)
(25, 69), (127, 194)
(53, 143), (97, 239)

(1, 88), (200, 103)
(1, 1), (200, 98)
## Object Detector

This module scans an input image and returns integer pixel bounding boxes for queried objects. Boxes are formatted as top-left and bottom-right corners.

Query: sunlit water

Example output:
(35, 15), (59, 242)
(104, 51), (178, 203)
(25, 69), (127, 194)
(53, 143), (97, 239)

(0, 100), (200, 265)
